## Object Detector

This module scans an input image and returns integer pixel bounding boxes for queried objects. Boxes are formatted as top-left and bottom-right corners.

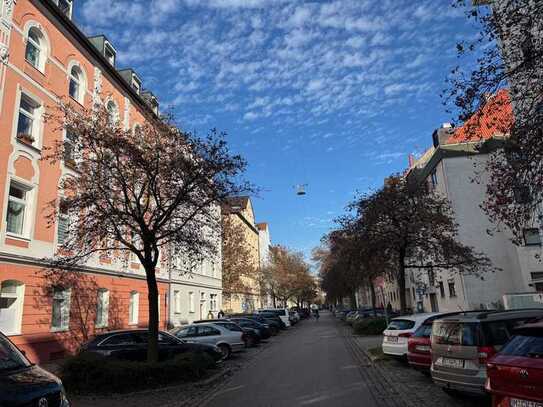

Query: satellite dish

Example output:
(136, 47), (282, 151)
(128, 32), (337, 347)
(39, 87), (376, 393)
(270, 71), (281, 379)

(295, 184), (308, 196)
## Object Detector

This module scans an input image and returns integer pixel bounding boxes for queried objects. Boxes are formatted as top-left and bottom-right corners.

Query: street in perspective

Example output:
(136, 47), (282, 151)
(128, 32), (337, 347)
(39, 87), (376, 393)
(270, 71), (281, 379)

(0, 1), (542, 407)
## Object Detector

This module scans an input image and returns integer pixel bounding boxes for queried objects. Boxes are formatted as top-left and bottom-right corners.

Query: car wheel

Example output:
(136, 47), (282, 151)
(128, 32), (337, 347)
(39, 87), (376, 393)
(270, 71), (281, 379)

(218, 344), (231, 360)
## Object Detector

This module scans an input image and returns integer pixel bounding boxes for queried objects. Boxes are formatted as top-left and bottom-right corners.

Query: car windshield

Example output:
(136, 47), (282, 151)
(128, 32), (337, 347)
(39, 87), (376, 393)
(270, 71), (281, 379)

(0, 335), (31, 372)
(386, 319), (415, 330)
(432, 321), (480, 346)
(500, 333), (543, 357)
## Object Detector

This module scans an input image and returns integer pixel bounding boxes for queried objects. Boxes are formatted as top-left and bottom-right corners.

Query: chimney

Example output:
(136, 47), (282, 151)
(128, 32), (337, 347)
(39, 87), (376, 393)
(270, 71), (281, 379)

(432, 123), (455, 147)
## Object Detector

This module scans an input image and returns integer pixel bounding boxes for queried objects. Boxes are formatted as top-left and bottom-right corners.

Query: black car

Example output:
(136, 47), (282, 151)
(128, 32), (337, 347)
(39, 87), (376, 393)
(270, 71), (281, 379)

(81, 329), (224, 362)
(257, 311), (287, 329)
(0, 332), (70, 407)
(226, 314), (281, 334)
(228, 318), (272, 340)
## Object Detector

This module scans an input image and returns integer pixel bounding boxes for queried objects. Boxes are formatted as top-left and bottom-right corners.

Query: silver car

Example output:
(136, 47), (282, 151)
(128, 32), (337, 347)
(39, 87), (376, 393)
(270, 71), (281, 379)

(171, 322), (246, 359)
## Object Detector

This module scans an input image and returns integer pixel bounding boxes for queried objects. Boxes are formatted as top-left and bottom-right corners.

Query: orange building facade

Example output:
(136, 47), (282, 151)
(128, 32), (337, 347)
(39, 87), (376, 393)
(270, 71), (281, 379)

(0, 0), (170, 363)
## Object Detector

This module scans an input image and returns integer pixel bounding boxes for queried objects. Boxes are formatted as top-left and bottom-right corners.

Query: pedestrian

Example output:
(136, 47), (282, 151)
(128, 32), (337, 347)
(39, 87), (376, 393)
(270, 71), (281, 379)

(314, 308), (320, 321)
(207, 310), (214, 320)
(217, 309), (225, 319)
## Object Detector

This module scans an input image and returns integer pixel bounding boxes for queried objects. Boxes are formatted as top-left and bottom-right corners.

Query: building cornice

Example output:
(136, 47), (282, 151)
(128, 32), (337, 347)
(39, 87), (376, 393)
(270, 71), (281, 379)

(0, 251), (171, 283)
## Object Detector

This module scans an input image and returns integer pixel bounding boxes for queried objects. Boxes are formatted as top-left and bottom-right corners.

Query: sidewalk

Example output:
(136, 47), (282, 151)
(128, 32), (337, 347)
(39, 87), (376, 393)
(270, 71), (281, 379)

(339, 323), (488, 407)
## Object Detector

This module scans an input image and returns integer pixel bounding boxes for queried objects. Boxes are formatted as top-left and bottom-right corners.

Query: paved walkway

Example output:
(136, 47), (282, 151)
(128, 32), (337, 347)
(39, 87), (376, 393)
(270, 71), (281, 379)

(201, 312), (378, 407)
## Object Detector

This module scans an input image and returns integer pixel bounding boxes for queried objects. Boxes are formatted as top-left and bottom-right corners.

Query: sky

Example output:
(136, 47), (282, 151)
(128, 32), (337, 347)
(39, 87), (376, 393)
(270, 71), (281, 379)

(74, 0), (480, 258)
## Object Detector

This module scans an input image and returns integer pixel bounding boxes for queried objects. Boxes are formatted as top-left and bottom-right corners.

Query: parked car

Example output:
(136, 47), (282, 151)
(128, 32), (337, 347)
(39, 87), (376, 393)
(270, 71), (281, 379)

(431, 309), (543, 395)
(407, 312), (461, 372)
(486, 318), (543, 406)
(228, 318), (272, 340)
(82, 329), (224, 362)
(172, 323), (246, 359)
(289, 311), (300, 325)
(227, 314), (282, 334)
(0, 332), (70, 407)
(382, 313), (441, 358)
(258, 308), (291, 328)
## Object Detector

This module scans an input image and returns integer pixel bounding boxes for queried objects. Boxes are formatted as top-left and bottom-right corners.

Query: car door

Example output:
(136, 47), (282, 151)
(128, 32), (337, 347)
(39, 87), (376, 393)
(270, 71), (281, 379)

(99, 333), (144, 361)
(157, 332), (187, 360)
(198, 326), (222, 345)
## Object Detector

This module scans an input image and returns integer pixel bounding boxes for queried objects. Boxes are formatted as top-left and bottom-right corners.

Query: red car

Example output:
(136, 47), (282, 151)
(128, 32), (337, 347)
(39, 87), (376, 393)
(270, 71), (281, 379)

(407, 321), (433, 370)
(407, 312), (460, 371)
(486, 319), (543, 407)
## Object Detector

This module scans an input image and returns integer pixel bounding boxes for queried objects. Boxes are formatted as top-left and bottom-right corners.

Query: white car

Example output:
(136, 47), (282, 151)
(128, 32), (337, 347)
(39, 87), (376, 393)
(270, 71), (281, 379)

(257, 308), (291, 328)
(382, 313), (440, 357)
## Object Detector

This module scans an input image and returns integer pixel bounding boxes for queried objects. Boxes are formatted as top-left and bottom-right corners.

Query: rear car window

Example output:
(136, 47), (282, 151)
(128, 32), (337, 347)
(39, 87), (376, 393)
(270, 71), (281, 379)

(387, 319), (415, 330)
(482, 321), (511, 346)
(413, 323), (433, 338)
(432, 321), (480, 346)
(500, 334), (543, 357)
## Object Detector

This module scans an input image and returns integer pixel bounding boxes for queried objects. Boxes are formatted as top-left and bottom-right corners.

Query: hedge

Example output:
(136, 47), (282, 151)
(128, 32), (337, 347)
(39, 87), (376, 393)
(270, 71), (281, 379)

(61, 351), (216, 394)
(353, 318), (388, 335)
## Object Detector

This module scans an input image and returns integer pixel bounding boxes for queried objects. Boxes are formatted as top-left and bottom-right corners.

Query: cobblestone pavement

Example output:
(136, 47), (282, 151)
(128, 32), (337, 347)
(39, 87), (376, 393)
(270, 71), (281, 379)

(339, 323), (490, 407)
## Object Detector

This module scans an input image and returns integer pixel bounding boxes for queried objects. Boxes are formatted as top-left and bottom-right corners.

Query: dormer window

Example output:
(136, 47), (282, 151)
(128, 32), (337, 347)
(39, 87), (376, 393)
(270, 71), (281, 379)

(132, 77), (141, 94)
(104, 43), (116, 66)
(54, 0), (73, 19)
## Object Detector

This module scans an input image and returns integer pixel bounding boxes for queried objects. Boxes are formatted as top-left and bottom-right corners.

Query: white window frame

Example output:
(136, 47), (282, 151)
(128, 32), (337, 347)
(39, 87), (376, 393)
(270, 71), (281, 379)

(0, 280), (25, 336)
(209, 294), (217, 312)
(51, 287), (71, 332)
(25, 28), (43, 71)
(69, 66), (81, 102)
(16, 94), (41, 148)
(106, 100), (119, 125)
(129, 291), (139, 325)
(174, 290), (181, 314)
(6, 180), (33, 239)
(189, 292), (195, 313)
(95, 289), (109, 328)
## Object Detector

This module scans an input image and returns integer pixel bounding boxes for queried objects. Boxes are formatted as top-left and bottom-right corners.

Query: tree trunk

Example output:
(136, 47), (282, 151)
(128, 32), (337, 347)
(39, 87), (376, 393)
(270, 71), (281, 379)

(349, 291), (357, 309)
(144, 264), (159, 363)
(398, 248), (407, 315)
(272, 294), (276, 308)
(368, 277), (377, 317)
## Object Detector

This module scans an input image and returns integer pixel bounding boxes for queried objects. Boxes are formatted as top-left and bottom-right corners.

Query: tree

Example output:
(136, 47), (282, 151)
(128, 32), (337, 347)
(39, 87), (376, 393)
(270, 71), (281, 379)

(43, 100), (251, 362)
(446, 0), (543, 243)
(350, 175), (495, 314)
(262, 246), (315, 307)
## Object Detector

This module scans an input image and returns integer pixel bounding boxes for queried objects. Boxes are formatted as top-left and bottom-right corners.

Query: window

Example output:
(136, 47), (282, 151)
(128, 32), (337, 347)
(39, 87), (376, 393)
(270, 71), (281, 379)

(174, 290), (181, 314)
(439, 282), (445, 298)
(129, 291), (139, 325)
(51, 287), (71, 331)
(63, 131), (78, 166)
(6, 182), (31, 237)
(524, 228), (541, 246)
(448, 281), (457, 298)
(210, 294), (217, 311)
(55, 0), (72, 18)
(430, 170), (438, 187)
(95, 289), (109, 328)
(17, 95), (40, 145)
(57, 205), (69, 246)
(25, 28), (43, 70)
(69, 66), (82, 102)
(106, 101), (118, 125)
(104, 44), (116, 66)
(101, 333), (138, 347)
(199, 326), (220, 336)
(189, 292), (195, 313)
(386, 319), (415, 330)
(0, 280), (25, 335)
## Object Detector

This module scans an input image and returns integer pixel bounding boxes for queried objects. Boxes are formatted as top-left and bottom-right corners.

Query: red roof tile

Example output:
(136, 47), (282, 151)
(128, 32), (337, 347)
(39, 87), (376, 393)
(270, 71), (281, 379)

(447, 89), (513, 144)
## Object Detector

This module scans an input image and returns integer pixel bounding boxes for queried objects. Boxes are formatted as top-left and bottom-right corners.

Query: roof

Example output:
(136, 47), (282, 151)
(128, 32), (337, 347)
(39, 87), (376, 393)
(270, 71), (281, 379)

(447, 89), (513, 144)
(437, 309), (543, 322)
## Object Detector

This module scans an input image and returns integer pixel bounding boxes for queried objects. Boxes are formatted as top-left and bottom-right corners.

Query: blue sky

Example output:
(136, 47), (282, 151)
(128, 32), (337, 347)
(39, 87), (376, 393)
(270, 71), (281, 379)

(75, 0), (479, 258)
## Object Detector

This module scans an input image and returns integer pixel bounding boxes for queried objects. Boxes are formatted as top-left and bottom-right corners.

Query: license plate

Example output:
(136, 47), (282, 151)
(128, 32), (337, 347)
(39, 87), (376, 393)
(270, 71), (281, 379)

(386, 336), (398, 343)
(511, 398), (543, 407)
(441, 357), (464, 368)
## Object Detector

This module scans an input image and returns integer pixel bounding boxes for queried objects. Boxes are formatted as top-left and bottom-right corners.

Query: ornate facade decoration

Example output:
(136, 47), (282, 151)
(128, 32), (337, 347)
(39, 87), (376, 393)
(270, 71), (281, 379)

(123, 96), (131, 130)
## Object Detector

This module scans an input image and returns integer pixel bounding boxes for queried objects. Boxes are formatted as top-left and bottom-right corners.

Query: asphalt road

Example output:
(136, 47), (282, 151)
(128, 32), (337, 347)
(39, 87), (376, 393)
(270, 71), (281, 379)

(203, 312), (378, 407)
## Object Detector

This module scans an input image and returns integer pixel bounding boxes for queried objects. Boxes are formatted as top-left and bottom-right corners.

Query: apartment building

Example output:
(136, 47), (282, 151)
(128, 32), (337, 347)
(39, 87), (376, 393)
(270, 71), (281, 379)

(222, 196), (262, 313)
(404, 90), (543, 312)
(0, 0), (222, 363)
